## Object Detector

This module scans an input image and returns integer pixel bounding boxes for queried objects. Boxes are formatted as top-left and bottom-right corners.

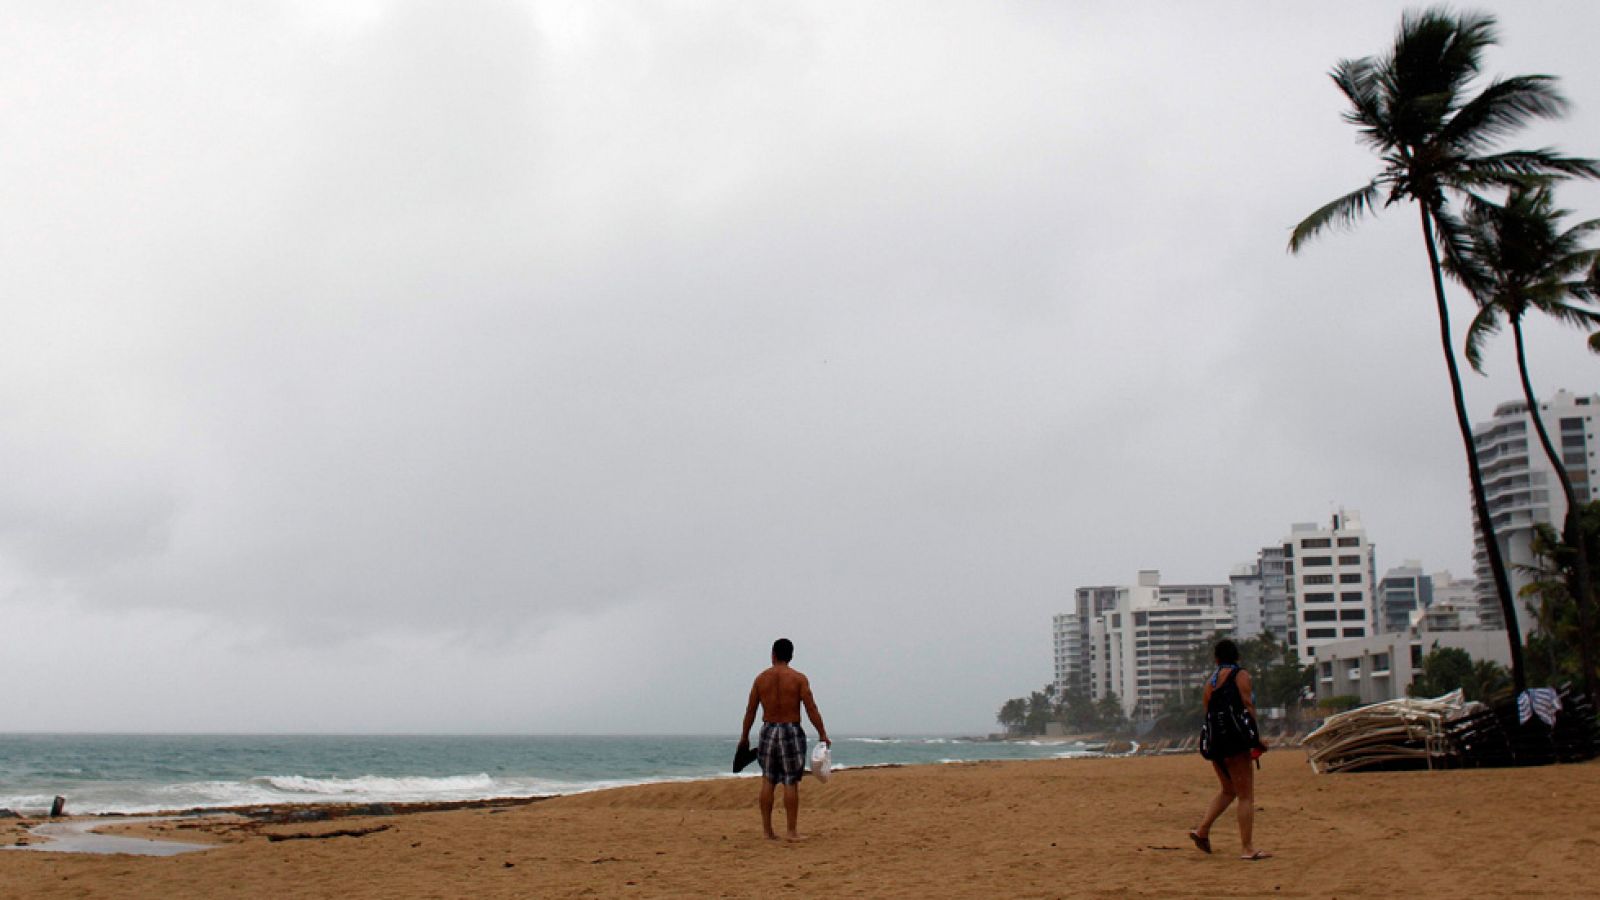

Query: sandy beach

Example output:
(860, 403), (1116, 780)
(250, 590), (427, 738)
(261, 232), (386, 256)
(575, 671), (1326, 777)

(1, 752), (1597, 898)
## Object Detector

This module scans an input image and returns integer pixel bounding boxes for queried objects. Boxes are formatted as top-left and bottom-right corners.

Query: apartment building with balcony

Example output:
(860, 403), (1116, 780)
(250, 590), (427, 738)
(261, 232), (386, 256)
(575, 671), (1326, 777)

(1055, 571), (1232, 720)
(1470, 390), (1600, 636)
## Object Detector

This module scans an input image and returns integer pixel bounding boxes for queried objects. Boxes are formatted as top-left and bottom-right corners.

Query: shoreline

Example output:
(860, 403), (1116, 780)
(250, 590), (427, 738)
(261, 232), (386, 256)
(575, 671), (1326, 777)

(0, 752), (1127, 853)
(0, 735), (1122, 819)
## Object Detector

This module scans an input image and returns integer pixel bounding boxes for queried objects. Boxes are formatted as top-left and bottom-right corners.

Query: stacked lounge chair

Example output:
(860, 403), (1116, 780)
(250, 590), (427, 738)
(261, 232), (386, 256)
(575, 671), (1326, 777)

(1305, 685), (1599, 773)
(1304, 691), (1471, 773)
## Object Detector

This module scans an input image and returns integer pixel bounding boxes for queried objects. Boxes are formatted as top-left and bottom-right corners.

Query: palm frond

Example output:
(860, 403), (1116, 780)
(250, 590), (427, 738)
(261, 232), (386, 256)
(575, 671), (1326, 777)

(1453, 149), (1600, 187)
(1288, 182), (1381, 253)
(1463, 299), (1504, 373)
(1539, 298), (1600, 331)
(1560, 218), (1600, 244)
(1443, 75), (1570, 153)
(1332, 58), (1394, 149)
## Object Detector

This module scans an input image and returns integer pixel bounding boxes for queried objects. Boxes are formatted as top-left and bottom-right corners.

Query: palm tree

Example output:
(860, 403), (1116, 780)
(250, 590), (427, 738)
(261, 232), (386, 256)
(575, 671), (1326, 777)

(1288, 7), (1599, 694)
(1454, 184), (1600, 703)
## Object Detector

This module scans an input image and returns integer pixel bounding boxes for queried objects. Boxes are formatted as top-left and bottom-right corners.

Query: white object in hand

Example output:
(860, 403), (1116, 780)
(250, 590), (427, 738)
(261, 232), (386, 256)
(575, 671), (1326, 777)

(810, 743), (832, 782)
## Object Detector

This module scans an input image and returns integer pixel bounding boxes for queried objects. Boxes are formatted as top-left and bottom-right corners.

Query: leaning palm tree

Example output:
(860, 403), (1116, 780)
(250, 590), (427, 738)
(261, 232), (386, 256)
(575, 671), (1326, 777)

(1455, 185), (1600, 703)
(1288, 7), (1600, 694)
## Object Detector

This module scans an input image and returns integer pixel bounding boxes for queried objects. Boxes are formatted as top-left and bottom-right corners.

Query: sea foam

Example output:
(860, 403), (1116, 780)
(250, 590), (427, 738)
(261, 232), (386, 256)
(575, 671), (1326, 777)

(255, 773), (498, 797)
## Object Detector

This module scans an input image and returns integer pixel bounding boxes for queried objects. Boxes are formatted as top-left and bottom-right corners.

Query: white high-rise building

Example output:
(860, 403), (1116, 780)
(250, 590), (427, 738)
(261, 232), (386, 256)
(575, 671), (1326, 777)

(1285, 510), (1376, 664)
(1063, 571), (1232, 720)
(1470, 390), (1600, 637)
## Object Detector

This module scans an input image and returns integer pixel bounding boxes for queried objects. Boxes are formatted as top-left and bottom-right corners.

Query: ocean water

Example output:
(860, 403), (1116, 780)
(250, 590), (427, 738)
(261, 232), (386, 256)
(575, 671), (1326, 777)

(0, 734), (1105, 815)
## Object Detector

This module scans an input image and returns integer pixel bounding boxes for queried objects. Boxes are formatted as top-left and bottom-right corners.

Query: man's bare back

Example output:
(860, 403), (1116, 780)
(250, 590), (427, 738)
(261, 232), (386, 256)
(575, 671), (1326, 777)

(752, 665), (813, 724)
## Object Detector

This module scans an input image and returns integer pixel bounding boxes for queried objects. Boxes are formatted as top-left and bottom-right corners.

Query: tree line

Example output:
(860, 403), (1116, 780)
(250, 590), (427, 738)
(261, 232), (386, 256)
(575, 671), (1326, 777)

(995, 684), (1128, 737)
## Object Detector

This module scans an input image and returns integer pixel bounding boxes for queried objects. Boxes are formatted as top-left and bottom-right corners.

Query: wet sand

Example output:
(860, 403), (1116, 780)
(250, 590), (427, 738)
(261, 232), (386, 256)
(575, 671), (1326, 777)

(0, 752), (1596, 897)
(3, 819), (214, 856)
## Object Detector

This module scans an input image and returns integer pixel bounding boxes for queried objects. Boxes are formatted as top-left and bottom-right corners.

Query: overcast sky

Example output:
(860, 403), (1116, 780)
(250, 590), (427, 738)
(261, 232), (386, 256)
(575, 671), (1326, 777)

(4, 1), (1600, 735)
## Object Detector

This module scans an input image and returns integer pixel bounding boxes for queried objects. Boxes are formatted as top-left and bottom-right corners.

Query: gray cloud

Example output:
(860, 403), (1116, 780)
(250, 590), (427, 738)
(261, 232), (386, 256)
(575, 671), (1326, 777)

(3, 1), (1599, 733)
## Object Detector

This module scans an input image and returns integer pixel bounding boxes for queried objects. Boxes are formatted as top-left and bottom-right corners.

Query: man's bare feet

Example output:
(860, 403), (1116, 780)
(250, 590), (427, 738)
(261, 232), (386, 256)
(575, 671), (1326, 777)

(763, 831), (780, 841)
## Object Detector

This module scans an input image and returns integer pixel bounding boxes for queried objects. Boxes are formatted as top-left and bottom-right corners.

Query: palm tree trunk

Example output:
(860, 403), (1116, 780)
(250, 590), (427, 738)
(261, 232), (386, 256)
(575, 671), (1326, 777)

(1512, 320), (1598, 705)
(1420, 204), (1528, 693)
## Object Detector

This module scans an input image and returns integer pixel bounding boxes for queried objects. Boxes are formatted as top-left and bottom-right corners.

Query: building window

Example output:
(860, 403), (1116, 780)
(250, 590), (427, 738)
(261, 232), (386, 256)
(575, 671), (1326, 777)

(1338, 555), (1362, 565)
(1342, 627), (1365, 637)
(1340, 608), (1366, 620)
(1372, 653), (1389, 671)
(1304, 592), (1335, 603)
(1337, 537), (1360, 547)
(1305, 610), (1337, 622)
(1305, 574), (1333, 585)
(1321, 662), (1333, 677)
(1341, 592), (1364, 602)
(1303, 556), (1332, 567)
(1301, 538), (1332, 549)
(1307, 628), (1337, 639)
(1340, 573), (1363, 584)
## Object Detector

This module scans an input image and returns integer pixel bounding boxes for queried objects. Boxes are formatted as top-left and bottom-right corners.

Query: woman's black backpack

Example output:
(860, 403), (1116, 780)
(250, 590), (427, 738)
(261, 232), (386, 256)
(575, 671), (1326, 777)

(1199, 667), (1263, 762)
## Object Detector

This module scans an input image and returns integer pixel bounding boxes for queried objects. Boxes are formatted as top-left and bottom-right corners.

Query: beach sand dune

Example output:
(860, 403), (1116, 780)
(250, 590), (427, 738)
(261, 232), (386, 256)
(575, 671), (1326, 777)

(1, 753), (1596, 897)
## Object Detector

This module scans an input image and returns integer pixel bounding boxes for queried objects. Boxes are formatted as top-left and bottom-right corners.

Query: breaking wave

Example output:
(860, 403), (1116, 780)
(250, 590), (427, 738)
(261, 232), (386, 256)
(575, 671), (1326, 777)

(254, 773), (498, 797)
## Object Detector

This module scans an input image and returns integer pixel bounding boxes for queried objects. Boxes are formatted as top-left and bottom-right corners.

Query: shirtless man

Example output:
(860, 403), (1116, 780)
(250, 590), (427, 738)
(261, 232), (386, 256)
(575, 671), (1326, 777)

(739, 638), (830, 841)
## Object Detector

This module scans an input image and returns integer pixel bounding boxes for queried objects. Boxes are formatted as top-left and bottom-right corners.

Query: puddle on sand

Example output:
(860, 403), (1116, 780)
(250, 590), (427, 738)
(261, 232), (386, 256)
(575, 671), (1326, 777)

(4, 818), (214, 856)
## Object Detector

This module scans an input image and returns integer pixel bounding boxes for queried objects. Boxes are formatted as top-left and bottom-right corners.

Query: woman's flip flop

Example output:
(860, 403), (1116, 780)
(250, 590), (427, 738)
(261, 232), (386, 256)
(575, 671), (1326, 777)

(1189, 831), (1211, 854)
(1240, 850), (1272, 861)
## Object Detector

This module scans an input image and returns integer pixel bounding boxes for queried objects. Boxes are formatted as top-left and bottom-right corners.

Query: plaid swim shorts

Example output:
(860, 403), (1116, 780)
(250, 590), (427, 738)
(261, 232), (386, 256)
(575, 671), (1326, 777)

(758, 722), (807, 785)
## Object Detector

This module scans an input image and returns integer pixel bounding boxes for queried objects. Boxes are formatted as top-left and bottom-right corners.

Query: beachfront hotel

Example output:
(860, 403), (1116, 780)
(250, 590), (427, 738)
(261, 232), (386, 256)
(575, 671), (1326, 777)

(1055, 571), (1233, 720)
(1469, 389), (1600, 637)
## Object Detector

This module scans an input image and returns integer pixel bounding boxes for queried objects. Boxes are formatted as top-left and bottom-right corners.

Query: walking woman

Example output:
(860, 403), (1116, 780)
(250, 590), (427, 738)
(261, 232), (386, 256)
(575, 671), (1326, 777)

(1190, 639), (1271, 861)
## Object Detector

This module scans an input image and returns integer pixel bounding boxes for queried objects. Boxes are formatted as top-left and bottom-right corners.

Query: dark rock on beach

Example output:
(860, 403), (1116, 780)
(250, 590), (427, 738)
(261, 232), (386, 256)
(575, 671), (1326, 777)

(348, 803), (396, 817)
